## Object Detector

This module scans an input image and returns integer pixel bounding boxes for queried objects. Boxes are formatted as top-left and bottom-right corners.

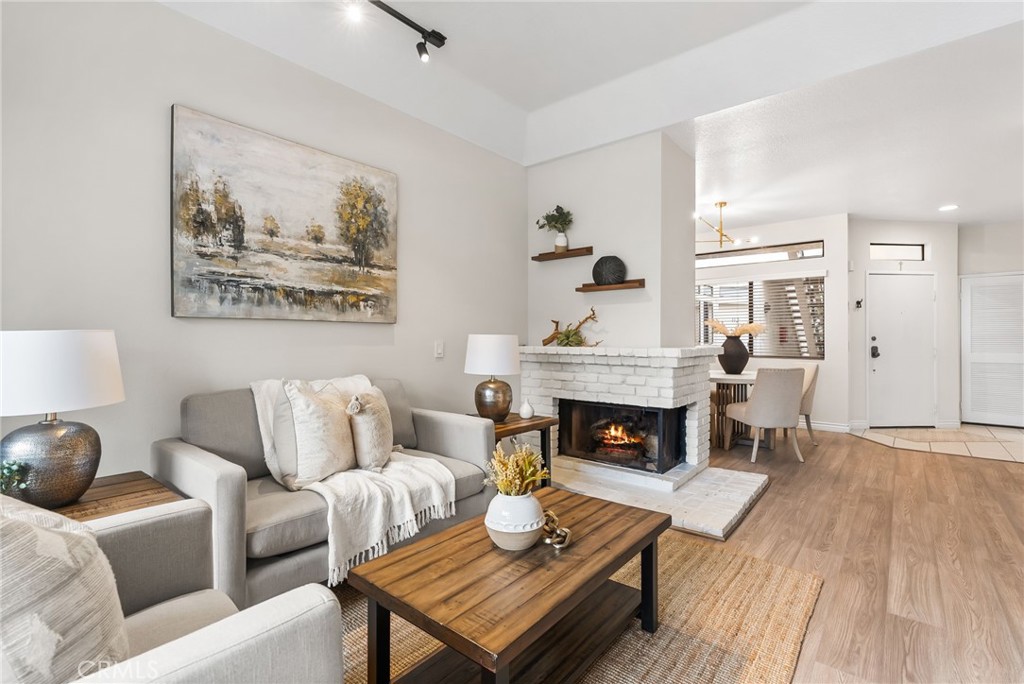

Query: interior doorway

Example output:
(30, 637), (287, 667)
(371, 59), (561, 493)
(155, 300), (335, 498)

(867, 273), (936, 427)
(960, 273), (1024, 428)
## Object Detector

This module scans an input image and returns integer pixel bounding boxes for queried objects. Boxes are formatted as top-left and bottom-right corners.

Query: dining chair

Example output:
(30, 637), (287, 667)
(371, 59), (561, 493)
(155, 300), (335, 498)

(784, 364), (820, 447)
(724, 368), (804, 463)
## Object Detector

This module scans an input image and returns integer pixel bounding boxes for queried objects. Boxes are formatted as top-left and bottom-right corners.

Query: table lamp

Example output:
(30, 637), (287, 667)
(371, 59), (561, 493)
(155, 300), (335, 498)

(464, 334), (520, 422)
(0, 330), (125, 508)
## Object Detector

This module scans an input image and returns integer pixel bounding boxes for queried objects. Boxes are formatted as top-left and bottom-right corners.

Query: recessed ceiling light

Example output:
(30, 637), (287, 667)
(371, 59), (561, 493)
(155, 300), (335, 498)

(749, 237), (759, 244)
(938, 204), (959, 212)
(345, 2), (364, 22)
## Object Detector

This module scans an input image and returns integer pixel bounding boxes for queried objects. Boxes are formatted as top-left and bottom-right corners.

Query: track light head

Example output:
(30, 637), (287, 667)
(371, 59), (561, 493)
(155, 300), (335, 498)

(416, 41), (429, 63)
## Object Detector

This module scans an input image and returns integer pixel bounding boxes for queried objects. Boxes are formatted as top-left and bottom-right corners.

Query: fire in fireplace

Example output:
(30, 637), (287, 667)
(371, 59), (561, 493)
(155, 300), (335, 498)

(559, 399), (685, 473)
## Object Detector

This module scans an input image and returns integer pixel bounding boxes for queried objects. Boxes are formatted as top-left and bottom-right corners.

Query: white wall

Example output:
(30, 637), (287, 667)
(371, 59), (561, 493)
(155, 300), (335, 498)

(661, 134), (696, 346)
(959, 221), (1024, 275)
(848, 218), (960, 429)
(695, 214), (850, 430)
(526, 132), (695, 347)
(1, 2), (527, 476)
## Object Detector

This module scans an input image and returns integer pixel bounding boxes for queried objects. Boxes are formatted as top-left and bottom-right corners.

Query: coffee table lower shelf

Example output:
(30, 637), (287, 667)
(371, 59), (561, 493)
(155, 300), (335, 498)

(393, 579), (639, 684)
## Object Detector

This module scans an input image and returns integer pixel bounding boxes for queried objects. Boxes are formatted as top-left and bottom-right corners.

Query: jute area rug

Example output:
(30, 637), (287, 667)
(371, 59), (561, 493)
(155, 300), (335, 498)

(335, 530), (823, 683)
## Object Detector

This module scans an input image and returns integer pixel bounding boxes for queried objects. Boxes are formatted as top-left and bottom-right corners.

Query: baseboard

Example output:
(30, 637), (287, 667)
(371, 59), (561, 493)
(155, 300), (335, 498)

(848, 420), (870, 432)
(935, 420), (961, 429)
(806, 421), (849, 434)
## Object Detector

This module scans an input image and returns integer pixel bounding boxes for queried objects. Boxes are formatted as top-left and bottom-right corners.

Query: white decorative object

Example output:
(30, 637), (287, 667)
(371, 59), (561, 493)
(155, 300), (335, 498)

(554, 232), (569, 253)
(519, 399), (535, 419)
(484, 492), (544, 551)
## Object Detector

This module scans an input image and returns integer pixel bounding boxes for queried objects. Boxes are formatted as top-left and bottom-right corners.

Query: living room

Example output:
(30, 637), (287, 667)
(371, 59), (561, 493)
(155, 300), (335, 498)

(2, 2), (1022, 683)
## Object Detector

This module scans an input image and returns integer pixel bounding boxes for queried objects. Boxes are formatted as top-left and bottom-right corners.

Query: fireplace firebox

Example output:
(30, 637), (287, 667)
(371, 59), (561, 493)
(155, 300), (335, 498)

(558, 399), (686, 473)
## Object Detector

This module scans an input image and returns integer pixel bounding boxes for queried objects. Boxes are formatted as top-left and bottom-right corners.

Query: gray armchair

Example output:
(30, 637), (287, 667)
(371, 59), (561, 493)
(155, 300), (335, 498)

(74, 500), (343, 683)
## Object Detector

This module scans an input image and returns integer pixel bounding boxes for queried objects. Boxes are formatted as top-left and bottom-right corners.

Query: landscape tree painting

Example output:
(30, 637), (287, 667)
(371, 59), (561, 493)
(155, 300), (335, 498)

(171, 105), (398, 322)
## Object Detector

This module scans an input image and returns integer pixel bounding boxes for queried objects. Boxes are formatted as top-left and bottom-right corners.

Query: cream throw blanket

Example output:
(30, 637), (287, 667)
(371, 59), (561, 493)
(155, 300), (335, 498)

(305, 451), (456, 585)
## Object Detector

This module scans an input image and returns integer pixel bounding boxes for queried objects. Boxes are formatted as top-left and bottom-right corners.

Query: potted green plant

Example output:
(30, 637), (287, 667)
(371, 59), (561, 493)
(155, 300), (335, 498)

(536, 205), (574, 253)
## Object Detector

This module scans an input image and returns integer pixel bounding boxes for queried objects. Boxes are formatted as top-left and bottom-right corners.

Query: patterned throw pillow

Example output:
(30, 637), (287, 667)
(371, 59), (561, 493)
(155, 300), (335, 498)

(347, 386), (394, 472)
(0, 495), (128, 683)
(284, 380), (358, 488)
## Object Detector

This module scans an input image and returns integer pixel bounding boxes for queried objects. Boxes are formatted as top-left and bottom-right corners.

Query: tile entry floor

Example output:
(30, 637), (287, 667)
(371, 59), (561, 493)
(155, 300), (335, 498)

(851, 424), (1024, 462)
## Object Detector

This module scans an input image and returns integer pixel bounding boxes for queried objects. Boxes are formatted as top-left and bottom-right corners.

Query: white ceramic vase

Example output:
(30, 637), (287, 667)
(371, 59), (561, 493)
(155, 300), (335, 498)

(554, 232), (569, 253)
(485, 492), (544, 551)
(519, 399), (535, 419)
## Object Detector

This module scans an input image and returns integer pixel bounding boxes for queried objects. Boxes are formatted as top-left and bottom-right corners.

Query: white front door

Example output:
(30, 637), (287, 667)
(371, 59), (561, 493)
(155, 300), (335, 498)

(961, 274), (1024, 427)
(868, 273), (936, 427)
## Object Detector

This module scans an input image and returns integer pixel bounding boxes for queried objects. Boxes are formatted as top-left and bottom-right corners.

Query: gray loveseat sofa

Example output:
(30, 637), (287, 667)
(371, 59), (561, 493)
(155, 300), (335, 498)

(151, 378), (496, 609)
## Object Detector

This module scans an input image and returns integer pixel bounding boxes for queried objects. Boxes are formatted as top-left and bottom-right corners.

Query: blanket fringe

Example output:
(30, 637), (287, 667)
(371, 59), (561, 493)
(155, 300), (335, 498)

(327, 501), (457, 586)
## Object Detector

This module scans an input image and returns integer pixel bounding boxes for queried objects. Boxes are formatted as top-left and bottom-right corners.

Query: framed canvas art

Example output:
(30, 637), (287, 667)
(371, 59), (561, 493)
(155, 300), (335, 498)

(171, 105), (398, 322)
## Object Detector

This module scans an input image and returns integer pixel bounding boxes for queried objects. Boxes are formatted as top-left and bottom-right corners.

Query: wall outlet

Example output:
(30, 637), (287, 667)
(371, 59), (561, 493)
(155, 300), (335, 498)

(433, 339), (445, 359)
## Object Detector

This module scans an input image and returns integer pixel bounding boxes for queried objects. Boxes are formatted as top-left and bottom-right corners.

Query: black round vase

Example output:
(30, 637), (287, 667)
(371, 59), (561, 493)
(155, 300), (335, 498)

(718, 336), (749, 375)
(592, 256), (626, 285)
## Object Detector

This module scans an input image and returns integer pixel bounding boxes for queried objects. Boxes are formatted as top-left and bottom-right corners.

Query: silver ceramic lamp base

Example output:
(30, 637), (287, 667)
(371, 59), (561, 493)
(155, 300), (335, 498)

(0, 417), (101, 509)
(475, 377), (513, 422)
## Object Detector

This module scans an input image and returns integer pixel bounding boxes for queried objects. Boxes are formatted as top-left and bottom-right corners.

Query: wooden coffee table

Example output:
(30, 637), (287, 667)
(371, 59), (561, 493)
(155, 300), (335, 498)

(347, 487), (671, 684)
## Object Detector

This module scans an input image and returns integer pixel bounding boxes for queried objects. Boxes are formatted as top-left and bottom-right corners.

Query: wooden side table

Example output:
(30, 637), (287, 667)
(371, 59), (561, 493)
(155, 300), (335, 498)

(491, 413), (559, 483)
(54, 471), (183, 522)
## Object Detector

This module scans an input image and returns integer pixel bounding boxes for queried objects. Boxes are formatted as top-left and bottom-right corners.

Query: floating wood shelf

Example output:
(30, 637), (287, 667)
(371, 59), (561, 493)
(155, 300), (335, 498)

(531, 246), (593, 262)
(576, 278), (646, 293)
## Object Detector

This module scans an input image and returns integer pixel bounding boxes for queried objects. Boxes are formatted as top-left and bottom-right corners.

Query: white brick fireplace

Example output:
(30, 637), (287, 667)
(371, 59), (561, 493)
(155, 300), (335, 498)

(519, 346), (719, 476)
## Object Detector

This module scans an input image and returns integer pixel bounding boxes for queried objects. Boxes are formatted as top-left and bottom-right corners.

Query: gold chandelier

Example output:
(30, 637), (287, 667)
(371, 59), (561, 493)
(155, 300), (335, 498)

(695, 201), (735, 249)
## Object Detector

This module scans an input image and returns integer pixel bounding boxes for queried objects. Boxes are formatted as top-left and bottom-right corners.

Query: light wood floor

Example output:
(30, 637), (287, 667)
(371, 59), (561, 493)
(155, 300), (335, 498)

(711, 430), (1024, 683)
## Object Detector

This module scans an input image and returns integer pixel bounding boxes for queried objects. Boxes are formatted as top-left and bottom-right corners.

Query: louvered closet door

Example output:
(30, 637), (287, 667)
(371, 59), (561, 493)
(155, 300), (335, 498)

(961, 274), (1024, 427)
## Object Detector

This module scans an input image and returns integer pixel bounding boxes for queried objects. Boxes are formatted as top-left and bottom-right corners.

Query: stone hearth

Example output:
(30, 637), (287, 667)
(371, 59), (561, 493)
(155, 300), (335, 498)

(518, 346), (719, 483)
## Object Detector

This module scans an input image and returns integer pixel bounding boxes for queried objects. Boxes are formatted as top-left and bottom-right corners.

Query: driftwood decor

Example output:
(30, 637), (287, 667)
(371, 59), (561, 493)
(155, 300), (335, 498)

(542, 307), (602, 347)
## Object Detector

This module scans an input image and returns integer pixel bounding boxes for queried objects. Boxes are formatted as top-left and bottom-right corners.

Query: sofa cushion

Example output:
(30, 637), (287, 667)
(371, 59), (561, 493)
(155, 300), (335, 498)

(403, 449), (486, 501)
(374, 378), (417, 449)
(348, 387), (393, 472)
(245, 478), (328, 559)
(124, 589), (237, 657)
(0, 495), (129, 682)
(245, 451), (485, 559)
(284, 380), (357, 488)
(181, 389), (268, 479)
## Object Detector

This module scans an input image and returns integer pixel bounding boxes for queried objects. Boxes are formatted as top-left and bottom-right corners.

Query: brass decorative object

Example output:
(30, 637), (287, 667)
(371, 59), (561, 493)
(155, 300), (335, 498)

(474, 378), (513, 422)
(541, 509), (573, 550)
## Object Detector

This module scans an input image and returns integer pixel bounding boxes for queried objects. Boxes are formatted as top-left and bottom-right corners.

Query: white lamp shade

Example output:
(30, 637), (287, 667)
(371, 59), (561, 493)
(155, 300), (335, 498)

(1, 330), (125, 417)
(464, 334), (521, 376)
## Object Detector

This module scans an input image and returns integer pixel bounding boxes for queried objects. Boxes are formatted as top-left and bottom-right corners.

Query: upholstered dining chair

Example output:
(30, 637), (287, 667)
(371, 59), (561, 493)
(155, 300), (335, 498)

(783, 364), (820, 447)
(724, 368), (805, 463)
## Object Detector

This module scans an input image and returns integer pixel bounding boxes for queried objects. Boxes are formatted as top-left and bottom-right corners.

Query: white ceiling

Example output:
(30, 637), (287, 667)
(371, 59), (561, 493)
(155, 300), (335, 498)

(672, 21), (1024, 229)
(165, 1), (1024, 226)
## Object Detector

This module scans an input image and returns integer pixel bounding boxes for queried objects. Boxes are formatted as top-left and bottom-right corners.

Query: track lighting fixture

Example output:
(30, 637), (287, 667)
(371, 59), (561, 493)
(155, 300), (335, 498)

(369, 0), (447, 63)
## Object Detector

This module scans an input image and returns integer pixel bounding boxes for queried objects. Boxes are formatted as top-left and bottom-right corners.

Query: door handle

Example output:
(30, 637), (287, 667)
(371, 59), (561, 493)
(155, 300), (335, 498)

(870, 345), (881, 359)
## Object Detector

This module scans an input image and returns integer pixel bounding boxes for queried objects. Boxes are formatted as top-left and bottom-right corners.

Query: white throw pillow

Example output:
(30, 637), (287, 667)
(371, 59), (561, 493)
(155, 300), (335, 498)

(251, 375), (371, 489)
(283, 380), (357, 488)
(347, 386), (394, 472)
(0, 495), (129, 684)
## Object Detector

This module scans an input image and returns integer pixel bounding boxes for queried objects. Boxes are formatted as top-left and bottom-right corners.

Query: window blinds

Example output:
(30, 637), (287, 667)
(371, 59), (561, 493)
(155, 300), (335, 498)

(695, 276), (825, 359)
